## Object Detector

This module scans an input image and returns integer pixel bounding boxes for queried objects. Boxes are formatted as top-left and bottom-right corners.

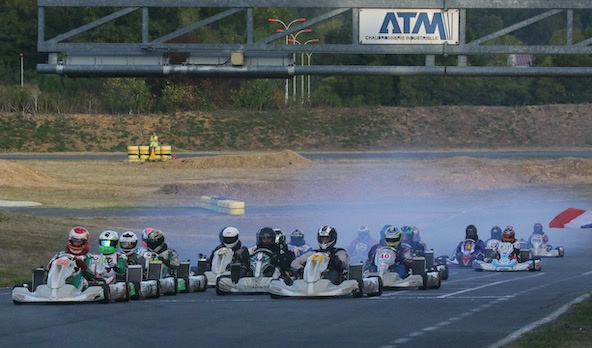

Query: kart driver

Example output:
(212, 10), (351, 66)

(144, 228), (180, 277)
(287, 228), (313, 258)
(47, 226), (95, 290)
(291, 225), (349, 285)
(527, 222), (551, 250)
(401, 225), (426, 255)
(250, 227), (294, 278)
(501, 226), (522, 261)
(207, 226), (250, 275)
(120, 231), (146, 266)
(347, 225), (378, 255)
(366, 226), (414, 278)
(97, 230), (128, 282)
(454, 224), (486, 261)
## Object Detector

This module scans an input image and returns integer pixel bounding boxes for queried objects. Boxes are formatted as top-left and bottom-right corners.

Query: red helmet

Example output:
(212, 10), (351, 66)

(68, 226), (89, 255)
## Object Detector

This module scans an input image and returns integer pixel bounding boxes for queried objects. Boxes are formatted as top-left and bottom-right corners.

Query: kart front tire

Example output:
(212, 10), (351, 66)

(367, 276), (383, 297)
(216, 275), (229, 296)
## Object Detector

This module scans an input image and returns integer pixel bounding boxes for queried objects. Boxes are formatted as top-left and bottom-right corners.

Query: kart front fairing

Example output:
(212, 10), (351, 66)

(204, 247), (233, 286)
(12, 255), (107, 304)
(474, 242), (542, 272)
(216, 249), (278, 294)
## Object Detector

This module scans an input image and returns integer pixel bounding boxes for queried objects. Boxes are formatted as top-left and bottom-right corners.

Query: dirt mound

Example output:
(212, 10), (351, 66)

(161, 150), (313, 169)
(521, 158), (592, 184)
(0, 160), (56, 187)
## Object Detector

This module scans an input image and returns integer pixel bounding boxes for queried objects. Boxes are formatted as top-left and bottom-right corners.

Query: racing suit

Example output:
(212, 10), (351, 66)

(454, 238), (486, 261)
(347, 237), (378, 255)
(527, 232), (550, 250)
(99, 252), (128, 283)
(249, 243), (295, 278)
(367, 242), (414, 279)
(146, 243), (180, 278)
(291, 247), (349, 285)
(288, 242), (313, 258)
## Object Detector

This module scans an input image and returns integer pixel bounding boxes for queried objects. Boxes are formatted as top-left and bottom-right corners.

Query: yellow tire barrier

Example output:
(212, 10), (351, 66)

(139, 146), (150, 155)
(128, 144), (173, 162)
(200, 195), (245, 215)
(127, 145), (139, 156)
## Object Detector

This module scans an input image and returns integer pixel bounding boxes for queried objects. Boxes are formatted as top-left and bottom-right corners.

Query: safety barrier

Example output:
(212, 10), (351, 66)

(200, 195), (245, 215)
(127, 145), (173, 162)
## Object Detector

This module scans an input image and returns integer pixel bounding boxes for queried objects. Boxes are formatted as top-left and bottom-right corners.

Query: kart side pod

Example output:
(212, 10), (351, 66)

(177, 261), (207, 292)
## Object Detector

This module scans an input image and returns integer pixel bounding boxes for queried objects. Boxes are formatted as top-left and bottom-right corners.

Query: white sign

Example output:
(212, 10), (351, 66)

(359, 9), (460, 45)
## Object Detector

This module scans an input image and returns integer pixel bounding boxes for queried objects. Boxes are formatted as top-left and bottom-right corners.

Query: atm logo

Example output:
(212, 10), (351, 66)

(379, 12), (448, 38)
(359, 9), (459, 45)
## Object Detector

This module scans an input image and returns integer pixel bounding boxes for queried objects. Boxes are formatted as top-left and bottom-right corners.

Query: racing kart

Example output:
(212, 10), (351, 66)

(439, 239), (482, 268)
(12, 254), (116, 304)
(215, 248), (278, 295)
(268, 252), (383, 298)
(474, 242), (542, 272)
(202, 247), (233, 287)
(529, 234), (564, 258)
(365, 247), (441, 290)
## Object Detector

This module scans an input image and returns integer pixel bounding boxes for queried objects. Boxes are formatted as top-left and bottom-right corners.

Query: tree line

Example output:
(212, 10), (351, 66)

(1, 1), (592, 114)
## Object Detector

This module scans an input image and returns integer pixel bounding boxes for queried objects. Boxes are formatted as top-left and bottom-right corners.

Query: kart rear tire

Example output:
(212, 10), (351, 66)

(353, 279), (364, 298)
(216, 275), (229, 296)
(433, 274), (442, 289)
(440, 266), (449, 280)
(419, 273), (428, 290)
(100, 283), (110, 304)
(367, 276), (383, 297)
(557, 247), (565, 257)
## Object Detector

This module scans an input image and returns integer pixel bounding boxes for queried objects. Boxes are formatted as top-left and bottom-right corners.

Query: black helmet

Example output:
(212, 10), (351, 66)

(502, 226), (516, 242)
(317, 225), (337, 250)
(533, 223), (544, 234)
(490, 226), (502, 240)
(465, 224), (478, 241)
(257, 227), (276, 248)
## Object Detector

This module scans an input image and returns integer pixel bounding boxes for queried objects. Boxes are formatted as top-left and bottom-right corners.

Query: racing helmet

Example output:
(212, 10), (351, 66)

(98, 230), (119, 255)
(490, 226), (502, 240)
(379, 224), (392, 245)
(219, 226), (240, 249)
(274, 228), (286, 245)
(317, 225), (337, 250)
(533, 223), (544, 235)
(120, 231), (138, 256)
(290, 229), (305, 246)
(357, 225), (370, 242)
(465, 224), (478, 241)
(400, 226), (414, 242)
(257, 227), (276, 248)
(68, 226), (90, 255)
(145, 229), (166, 252)
(502, 226), (516, 242)
(141, 227), (155, 247)
(384, 226), (402, 248)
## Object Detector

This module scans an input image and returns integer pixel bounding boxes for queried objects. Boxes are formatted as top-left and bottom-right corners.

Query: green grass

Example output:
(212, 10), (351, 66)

(504, 294), (592, 348)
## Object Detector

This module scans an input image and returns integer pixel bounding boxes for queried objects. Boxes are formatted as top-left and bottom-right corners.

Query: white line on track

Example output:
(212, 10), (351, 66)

(437, 273), (544, 298)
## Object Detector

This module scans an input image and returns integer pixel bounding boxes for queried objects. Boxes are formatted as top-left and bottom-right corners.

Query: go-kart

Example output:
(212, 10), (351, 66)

(529, 234), (564, 257)
(202, 247), (233, 287)
(474, 242), (542, 272)
(215, 248), (278, 295)
(365, 247), (440, 290)
(268, 252), (383, 298)
(439, 239), (482, 268)
(12, 254), (113, 304)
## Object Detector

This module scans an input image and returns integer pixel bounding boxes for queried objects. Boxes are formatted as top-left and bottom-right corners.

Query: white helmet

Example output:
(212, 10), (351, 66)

(220, 226), (240, 249)
(120, 231), (138, 256)
(317, 225), (337, 250)
(68, 226), (90, 255)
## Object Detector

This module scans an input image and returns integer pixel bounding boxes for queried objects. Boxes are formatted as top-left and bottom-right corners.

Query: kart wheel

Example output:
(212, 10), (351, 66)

(440, 266), (449, 280)
(197, 277), (208, 292)
(432, 274), (442, 289)
(419, 273), (428, 290)
(557, 247), (565, 257)
(154, 280), (161, 298)
(367, 276), (383, 297)
(215, 275), (229, 296)
(100, 283), (110, 304)
(130, 281), (140, 300)
(353, 279), (364, 298)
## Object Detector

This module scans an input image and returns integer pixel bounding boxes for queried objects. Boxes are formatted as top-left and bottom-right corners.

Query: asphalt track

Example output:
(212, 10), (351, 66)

(1, 192), (592, 347)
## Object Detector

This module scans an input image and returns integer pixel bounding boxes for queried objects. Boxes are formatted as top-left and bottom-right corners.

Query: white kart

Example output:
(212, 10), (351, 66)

(365, 247), (440, 290)
(12, 254), (109, 304)
(474, 242), (542, 272)
(268, 252), (382, 298)
(203, 247), (233, 287)
(216, 248), (278, 294)
(529, 234), (564, 257)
